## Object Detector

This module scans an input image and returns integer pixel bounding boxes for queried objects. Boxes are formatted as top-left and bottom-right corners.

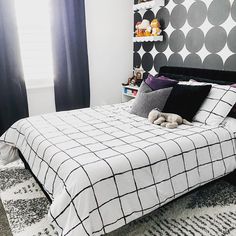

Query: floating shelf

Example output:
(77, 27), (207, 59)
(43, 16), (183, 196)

(133, 35), (163, 42)
(122, 85), (139, 99)
(133, 0), (164, 11)
(122, 85), (139, 90)
(122, 92), (137, 98)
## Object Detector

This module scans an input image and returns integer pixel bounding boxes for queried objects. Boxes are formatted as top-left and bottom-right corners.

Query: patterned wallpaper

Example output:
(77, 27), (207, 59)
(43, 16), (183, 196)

(133, 0), (236, 78)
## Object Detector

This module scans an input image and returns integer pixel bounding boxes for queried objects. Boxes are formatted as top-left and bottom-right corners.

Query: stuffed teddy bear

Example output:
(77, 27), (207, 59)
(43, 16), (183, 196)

(135, 22), (144, 37)
(135, 19), (151, 37)
(122, 67), (144, 87)
(151, 19), (161, 36)
(148, 109), (192, 129)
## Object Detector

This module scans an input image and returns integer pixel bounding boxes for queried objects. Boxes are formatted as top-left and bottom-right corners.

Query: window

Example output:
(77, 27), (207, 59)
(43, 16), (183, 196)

(14, 0), (54, 88)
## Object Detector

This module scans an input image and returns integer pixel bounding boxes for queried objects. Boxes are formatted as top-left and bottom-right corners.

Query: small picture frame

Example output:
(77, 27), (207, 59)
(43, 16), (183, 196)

(134, 67), (144, 81)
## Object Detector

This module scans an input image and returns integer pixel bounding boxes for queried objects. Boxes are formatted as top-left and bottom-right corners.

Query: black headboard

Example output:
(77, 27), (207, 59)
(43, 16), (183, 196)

(159, 66), (236, 85)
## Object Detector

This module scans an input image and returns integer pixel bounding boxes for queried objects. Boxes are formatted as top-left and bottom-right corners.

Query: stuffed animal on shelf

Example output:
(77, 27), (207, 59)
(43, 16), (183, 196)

(151, 19), (161, 36)
(135, 19), (151, 37)
(135, 22), (144, 37)
(122, 67), (144, 87)
(135, 19), (162, 37)
(148, 109), (192, 129)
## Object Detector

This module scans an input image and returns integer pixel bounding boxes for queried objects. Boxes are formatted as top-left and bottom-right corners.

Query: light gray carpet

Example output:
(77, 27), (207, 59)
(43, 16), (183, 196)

(1, 161), (236, 236)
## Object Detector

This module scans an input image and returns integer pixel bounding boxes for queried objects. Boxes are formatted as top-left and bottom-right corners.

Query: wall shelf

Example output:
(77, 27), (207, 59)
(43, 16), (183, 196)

(122, 85), (139, 90)
(133, 35), (163, 42)
(121, 85), (139, 102)
(133, 0), (164, 11)
(122, 92), (136, 98)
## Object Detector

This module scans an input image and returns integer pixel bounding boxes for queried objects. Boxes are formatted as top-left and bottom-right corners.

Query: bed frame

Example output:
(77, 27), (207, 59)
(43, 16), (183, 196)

(19, 66), (236, 203)
(159, 66), (236, 84)
(19, 152), (52, 202)
(159, 66), (236, 185)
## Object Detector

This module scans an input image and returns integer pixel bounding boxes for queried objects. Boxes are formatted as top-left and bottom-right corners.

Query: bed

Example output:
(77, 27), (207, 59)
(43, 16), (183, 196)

(0, 66), (236, 236)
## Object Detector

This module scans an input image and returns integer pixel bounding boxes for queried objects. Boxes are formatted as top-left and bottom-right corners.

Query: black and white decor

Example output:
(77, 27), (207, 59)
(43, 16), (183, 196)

(134, 0), (236, 78)
(0, 166), (58, 236)
(1, 160), (236, 236)
(1, 102), (236, 235)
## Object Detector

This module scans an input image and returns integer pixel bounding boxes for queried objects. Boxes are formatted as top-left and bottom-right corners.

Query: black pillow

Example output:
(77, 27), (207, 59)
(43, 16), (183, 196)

(162, 84), (212, 121)
(159, 73), (191, 82)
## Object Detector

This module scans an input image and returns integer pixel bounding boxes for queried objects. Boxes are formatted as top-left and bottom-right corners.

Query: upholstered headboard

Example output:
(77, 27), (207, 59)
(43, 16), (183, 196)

(159, 66), (236, 85)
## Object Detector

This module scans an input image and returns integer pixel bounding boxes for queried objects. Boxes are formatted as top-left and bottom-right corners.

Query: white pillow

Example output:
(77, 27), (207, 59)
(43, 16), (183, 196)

(222, 117), (236, 133)
(172, 80), (236, 125)
(191, 82), (236, 125)
(178, 81), (192, 85)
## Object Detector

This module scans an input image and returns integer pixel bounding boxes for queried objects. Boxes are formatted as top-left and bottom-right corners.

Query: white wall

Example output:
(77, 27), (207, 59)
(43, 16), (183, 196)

(85, 0), (133, 106)
(27, 0), (133, 116)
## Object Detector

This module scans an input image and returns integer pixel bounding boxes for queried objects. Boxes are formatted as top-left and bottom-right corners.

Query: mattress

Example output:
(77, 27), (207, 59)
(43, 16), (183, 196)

(0, 102), (236, 236)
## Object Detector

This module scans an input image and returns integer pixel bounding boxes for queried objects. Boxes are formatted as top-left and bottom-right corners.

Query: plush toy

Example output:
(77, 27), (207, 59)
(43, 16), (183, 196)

(135, 19), (162, 37)
(148, 109), (192, 129)
(135, 22), (144, 37)
(122, 67), (144, 87)
(135, 19), (151, 37)
(145, 27), (152, 37)
(151, 19), (161, 36)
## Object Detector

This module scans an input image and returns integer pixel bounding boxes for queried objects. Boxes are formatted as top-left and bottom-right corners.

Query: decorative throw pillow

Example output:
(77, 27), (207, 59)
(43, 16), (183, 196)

(145, 74), (178, 91)
(131, 82), (172, 118)
(222, 117), (236, 133)
(229, 84), (236, 118)
(163, 84), (212, 121)
(193, 83), (236, 125)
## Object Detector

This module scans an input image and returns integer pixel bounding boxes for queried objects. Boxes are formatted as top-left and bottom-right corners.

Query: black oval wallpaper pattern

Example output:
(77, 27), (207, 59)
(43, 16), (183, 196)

(133, 0), (236, 77)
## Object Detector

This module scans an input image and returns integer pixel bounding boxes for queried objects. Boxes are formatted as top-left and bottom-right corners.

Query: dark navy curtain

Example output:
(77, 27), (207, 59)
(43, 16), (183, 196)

(51, 0), (90, 111)
(0, 0), (29, 136)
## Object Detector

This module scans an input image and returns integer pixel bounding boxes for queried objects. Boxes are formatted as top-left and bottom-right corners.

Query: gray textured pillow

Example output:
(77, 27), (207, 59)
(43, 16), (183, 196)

(131, 82), (173, 118)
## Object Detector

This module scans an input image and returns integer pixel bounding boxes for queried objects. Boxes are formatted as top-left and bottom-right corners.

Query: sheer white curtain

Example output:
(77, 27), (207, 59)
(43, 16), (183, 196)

(14, 0), (54, 88)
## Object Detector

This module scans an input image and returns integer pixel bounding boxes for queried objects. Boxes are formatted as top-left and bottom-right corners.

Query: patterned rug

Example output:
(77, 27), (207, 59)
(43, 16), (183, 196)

(0, 161), (236, 236)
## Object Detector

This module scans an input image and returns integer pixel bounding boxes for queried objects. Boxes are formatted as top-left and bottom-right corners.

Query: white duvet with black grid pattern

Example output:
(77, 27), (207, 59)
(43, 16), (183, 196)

(0, 103), (236, 236)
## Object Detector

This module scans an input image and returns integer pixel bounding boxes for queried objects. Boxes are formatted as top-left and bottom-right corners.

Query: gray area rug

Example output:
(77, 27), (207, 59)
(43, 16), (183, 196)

(0, 161), (236, 236)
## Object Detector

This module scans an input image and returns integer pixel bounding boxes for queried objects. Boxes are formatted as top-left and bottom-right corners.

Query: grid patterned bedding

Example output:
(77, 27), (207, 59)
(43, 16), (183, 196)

(0, 102), (236, 236)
